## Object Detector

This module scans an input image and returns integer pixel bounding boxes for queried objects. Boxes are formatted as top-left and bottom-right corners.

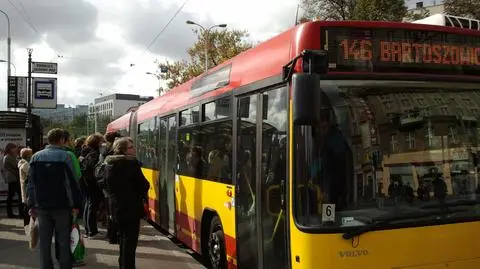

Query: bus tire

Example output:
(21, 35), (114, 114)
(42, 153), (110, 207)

(207, 215), (227, 269)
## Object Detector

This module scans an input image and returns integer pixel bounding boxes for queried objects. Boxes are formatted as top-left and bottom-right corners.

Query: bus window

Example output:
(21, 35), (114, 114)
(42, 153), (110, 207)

(177, 120), (232, 183)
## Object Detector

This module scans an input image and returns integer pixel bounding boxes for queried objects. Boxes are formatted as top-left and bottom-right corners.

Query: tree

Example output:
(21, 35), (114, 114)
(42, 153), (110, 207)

(158, 28), (252, 89)
(300, 0), (407, 22)
(69, 114), (88, 138)
(444, 0), (480, 20)
(301, 0), (357, 20)
(404, 7), (430, 22)
(354, 0), (407, 21)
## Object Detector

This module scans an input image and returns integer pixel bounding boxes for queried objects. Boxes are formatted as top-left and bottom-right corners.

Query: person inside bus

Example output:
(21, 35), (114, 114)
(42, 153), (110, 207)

(237, 150), (255, 216)
(2, 143), (21, 218)
(177, 140), (189, 173)
(186, 146), (207, 178)
(319, 110), (352, 212)
(207, 149), (224, 180)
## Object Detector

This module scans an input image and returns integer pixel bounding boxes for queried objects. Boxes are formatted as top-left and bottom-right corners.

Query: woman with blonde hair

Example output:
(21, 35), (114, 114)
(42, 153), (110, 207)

(18, 147), (33, 226)
(104, 137), (149, 269)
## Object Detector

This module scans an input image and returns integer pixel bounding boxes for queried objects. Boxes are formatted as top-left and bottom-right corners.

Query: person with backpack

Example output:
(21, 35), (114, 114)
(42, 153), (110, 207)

(80, 133), (104, 238)
(96, 131), (122, 244)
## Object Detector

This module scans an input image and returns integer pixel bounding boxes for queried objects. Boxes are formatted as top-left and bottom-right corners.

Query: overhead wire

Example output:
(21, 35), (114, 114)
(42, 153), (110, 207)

(7, 0), (38, 34)
(111, 0), (190, 90)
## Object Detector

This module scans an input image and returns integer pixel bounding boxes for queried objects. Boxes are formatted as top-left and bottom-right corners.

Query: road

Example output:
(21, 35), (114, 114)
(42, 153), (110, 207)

(0, 207), (206, 269)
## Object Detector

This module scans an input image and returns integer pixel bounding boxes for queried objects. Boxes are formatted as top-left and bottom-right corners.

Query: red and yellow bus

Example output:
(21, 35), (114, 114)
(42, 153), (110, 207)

(107, 14), (480, 269)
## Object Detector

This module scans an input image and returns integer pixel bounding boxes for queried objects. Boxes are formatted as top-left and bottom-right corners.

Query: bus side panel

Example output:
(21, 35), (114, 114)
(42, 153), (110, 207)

(175, 175), (237, 266)
(141, 167), (160, 223)
(288, 222), (480, 269)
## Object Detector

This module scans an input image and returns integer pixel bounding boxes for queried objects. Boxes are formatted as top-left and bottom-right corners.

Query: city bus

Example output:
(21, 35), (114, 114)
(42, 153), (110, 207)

(106, 14), (480, 269)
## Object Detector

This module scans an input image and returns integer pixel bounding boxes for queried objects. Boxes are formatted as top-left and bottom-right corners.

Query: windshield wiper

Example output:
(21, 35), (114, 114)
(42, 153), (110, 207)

(342, 208), (467, 240)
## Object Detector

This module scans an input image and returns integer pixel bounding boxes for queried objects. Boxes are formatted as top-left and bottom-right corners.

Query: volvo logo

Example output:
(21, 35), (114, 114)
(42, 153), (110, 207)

(338, 249), (369, 258)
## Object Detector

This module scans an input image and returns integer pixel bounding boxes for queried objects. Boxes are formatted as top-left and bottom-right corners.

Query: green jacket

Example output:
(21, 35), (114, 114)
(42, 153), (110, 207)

(65, 147), (81, 182)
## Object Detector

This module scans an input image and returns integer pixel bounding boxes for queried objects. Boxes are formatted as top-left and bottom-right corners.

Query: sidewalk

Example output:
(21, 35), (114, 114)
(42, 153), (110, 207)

(0, 209), (206, 269)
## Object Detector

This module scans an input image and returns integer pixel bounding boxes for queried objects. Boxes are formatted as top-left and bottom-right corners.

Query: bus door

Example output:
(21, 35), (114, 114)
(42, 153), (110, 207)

(235, 86), (289, 269)
(158, 115), (177, 234)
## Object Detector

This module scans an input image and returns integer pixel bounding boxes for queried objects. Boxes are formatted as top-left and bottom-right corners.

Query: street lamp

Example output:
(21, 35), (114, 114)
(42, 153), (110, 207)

(0, 9), (12, 110)
(0, 59), (16, 75)
(186, 20), (227, 72)
(146, 72), (164, 96)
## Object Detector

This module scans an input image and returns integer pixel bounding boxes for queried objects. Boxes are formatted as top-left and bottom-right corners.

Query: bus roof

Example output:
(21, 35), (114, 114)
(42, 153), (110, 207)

(107, 20), (480, 131)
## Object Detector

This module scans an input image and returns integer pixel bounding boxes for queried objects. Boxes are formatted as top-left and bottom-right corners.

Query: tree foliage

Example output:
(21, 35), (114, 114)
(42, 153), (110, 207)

(40, 114), (88, 139)
(39, 113), (112, 140)
(301, 0), (356, 20)
(300, 0), (407, 22)
(158, 28), (252, 89)
(444, 0), (480, 20)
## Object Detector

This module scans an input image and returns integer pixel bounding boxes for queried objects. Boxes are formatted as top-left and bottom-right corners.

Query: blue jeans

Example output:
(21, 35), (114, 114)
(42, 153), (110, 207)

(37, 209), (72, 269)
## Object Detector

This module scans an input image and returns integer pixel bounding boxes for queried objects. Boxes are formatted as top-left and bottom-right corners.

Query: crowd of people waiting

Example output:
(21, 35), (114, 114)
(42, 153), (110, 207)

(1, 128), (150, 269)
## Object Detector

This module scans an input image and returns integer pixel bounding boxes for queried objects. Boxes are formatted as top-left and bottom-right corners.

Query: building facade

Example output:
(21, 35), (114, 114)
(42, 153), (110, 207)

(407, 1), (445, 15)
(32, 104), (88, 124)
(88, 93), (153, 133)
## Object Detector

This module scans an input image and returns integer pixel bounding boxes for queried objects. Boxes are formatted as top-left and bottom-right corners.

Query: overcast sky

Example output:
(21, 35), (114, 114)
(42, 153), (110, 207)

(0, 0), (300, 109)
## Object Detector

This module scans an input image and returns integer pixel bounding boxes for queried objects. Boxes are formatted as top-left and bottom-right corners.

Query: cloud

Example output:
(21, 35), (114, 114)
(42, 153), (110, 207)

(0, 0), (301, 109)
(1, 0), (99, 48)
(111, 1), (204, 60)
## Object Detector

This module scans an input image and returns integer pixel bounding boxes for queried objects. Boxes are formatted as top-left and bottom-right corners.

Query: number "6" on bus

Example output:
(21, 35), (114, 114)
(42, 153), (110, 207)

(322, 204), (336, 223)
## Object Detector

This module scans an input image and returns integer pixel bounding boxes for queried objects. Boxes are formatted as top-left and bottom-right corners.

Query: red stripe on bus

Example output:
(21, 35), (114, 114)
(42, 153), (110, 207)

(176, 210), (237, 260)
(146, 198), (237, 263)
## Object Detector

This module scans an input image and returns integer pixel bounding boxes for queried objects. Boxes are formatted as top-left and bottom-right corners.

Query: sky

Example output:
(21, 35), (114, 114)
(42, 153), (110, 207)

(0, 0), (301, 109)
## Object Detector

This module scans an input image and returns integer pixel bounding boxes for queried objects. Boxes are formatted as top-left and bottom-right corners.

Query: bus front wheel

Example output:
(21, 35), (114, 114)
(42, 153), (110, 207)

(207, 216), (227, 269)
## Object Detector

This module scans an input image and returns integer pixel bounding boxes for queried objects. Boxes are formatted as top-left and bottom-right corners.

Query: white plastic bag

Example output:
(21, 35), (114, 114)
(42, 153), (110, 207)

(28, 217), (38, 249)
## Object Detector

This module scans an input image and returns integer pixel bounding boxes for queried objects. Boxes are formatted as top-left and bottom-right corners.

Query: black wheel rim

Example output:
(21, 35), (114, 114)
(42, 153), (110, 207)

(209, 230), (221, 268)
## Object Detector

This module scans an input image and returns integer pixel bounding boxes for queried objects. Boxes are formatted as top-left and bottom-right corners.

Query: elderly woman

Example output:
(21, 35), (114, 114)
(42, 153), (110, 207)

(18, 147), (33, 226)
(2, 143), (20, 218)
(104, 137), (149, 269)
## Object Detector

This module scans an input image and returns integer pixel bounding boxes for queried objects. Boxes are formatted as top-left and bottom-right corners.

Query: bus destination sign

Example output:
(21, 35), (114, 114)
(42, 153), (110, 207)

(323, 27), (480, 76)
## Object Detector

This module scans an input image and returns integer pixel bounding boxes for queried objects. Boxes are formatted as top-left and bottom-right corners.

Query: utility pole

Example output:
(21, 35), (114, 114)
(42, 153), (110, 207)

(0, 10), (11, 111)
(26, 48), (33, 148)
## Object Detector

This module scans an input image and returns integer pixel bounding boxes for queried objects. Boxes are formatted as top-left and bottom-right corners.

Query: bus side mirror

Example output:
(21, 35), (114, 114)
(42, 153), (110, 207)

(292, 72), (321, 125)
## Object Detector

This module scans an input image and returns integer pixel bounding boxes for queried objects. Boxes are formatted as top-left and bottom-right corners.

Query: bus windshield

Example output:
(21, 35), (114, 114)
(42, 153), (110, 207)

(293, 80), (480, 229)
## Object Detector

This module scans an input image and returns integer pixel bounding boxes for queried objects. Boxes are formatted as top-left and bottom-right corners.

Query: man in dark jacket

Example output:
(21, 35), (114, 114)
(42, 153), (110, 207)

(27, 128), (82, 269)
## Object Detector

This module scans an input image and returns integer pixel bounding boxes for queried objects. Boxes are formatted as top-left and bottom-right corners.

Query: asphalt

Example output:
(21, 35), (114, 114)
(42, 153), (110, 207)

(0, 207), (207, 269)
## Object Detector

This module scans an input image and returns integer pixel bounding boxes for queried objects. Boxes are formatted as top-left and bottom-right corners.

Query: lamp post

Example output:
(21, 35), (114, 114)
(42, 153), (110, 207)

(186, 20), (227, 72)
(146, 72), (165, 96)
(0, 59), (16, 75)
(0, 9), (12, 110)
